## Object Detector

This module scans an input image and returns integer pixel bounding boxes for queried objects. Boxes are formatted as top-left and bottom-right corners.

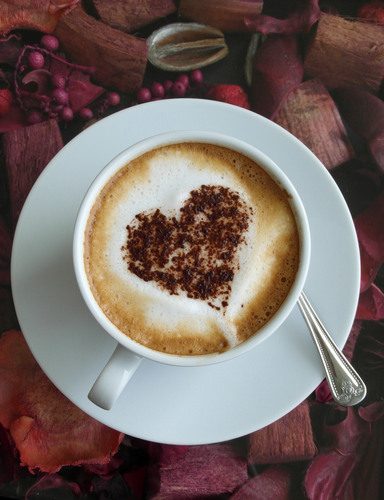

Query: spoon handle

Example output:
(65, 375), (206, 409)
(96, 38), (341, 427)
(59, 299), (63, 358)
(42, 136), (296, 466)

(297, 292), (366, 406)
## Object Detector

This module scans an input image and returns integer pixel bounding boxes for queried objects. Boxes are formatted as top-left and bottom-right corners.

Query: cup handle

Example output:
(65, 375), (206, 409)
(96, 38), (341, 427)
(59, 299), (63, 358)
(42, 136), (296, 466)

(88, 344), (142, 410)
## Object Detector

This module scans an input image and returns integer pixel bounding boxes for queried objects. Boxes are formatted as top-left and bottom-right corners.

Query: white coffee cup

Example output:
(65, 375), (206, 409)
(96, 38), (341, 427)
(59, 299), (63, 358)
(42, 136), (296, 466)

(73, 131), (311, 410)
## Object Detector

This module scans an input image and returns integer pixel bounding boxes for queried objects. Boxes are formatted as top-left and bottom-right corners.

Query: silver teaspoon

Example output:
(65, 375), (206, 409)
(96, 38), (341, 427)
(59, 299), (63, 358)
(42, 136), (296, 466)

(297, 292), (366, 406)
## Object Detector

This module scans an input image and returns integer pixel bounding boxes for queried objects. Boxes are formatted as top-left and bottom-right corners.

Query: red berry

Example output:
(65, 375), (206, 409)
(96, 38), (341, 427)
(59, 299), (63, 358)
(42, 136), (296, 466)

(51, 73), (66, 89)
(190, 69), (203, 86)
(40, 35), (59, 52)
(79, 107), (93, 120)
(137, 88), (151, 103)
(107, 92), (120, 106)
(27, 108), (44, 124)
(61, 107), (74, 121)
(176, 73), (189, 88)
(164, 80), (173, 94)
(151, 82), (165, 98)
(51, 88), (68, 105)
(28, 51), (45, 70)
(171, 81), (186, 97)
(0, 88), (12, 116)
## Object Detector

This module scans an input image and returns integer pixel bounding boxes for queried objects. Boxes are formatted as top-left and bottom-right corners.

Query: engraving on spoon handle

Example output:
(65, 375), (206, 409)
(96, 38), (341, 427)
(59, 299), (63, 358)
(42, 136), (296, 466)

(298, 292), (366, 406)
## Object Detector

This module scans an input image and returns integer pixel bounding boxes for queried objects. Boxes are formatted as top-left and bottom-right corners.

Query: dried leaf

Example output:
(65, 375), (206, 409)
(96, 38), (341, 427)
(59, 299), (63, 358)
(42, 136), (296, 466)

(0, 329), (124, 472)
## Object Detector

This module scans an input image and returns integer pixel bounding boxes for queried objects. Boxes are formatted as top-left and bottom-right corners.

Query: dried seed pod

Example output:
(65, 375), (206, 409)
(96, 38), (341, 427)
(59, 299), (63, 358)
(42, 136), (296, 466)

(147, 22), (228, 71)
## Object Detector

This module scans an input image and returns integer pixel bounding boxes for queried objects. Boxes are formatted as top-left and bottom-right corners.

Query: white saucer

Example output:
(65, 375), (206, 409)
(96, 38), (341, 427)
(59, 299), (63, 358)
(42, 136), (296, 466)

(11, 99), (360, 445)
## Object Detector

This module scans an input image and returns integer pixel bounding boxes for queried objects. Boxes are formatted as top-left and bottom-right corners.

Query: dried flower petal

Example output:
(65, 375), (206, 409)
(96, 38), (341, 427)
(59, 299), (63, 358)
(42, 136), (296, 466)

(0, 0), (79, 36)
(354, 190), (384, 292)
(356, 284), (384, 321)
(315, 380), (333, 403)
(305, 405), (384, 499)
(334, 88), (384, 172)
(0, 329), (123, 473)
(67, 70), (105, 112)
(250, 35), (303, 119)
(358, 401), (384, 422)
(245, 0), (321, 36)
(0, 33), (23, 65)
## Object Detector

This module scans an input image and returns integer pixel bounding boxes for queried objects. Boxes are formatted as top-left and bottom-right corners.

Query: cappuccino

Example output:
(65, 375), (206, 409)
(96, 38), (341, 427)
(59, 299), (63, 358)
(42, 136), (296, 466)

(84, 142), (300, 355)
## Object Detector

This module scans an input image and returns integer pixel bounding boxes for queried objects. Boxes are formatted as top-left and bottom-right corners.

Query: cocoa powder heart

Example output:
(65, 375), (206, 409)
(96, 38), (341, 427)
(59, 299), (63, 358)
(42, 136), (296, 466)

(121, 185), (253, 310)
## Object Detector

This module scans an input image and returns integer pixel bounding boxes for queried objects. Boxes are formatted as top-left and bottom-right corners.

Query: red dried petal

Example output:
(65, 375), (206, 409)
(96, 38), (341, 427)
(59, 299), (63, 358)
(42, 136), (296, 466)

(25, 474), (81, 498)
(250, 35), (303, 119)
(358, 402), (384, 422)
(314, 380), (333, 403)
(0, 0), (79, 36)
(304, 452), (356, 500)
(354, 190), (384, 291)
(68, 71), (105, 112)
(358, 0), (384, 24)
(0, 329), (123, 473)
(334, 88), (384, 172)
(322, 408), (371, 458)
(0, 33), (23, 65)
(356, 283), (384, 320)
(245, 0), (321, 36)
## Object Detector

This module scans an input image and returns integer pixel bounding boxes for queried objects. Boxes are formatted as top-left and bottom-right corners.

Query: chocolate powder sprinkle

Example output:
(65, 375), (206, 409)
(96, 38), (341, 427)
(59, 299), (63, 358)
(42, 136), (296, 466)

(121, 185), (253, 309)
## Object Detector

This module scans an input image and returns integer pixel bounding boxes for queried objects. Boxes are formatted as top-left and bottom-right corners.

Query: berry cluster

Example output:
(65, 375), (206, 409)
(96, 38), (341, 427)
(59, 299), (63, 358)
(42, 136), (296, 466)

(14, 35), (120, 125)
(136, 69), (204, 104)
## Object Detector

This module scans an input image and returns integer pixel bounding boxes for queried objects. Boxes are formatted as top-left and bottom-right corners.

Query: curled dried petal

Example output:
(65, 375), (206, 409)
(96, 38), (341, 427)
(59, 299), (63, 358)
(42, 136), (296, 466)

(354, 190), (384, 292)
(250, 35), (303, 119)
(0, 329), (123, 472)
(245, 0), (321, 36)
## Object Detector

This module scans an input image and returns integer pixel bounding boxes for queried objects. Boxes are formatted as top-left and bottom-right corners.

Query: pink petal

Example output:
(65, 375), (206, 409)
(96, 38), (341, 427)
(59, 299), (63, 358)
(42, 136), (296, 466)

(356, 284), (384, 320)
(354, 190), (384, 291)
(0, 329), (123, 473)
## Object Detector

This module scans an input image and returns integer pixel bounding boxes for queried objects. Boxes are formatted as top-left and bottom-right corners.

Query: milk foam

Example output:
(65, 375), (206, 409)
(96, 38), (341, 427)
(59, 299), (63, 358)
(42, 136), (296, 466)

(85, 143), (300, 355)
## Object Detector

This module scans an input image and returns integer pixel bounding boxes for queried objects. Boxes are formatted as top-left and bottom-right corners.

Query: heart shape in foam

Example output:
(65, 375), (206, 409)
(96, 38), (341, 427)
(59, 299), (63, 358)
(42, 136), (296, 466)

(121, 185), (253, 311)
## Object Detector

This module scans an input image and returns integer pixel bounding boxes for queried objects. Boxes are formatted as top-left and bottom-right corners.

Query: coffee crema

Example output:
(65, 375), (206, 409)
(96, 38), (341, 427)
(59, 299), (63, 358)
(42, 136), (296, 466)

(84, 142), (300, 355)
